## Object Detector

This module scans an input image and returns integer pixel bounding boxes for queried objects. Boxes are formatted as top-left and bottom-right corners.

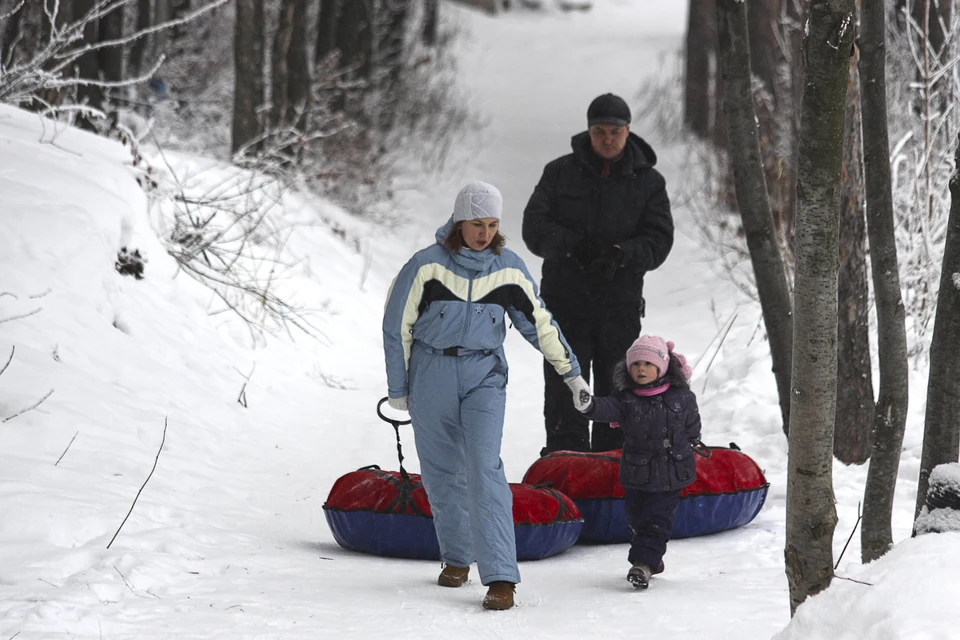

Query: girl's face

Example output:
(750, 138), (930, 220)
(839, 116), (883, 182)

(460, 218), (499, 251)
(629, 360), (660, 385)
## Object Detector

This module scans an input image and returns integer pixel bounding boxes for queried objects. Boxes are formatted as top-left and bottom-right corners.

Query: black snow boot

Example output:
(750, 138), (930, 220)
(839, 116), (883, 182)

(627, 564), (652, 590)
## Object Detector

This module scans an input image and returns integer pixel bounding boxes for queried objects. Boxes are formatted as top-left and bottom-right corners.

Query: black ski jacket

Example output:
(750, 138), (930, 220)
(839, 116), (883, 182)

(522, 131), (674, 315)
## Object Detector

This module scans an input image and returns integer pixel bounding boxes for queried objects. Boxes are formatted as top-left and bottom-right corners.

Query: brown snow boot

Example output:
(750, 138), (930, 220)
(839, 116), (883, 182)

(437, 564), (470, 588)
(482, 581), (516, 610)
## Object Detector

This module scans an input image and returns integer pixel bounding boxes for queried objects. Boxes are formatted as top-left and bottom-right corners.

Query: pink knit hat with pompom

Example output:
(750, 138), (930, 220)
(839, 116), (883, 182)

(625, 336), (694, 381)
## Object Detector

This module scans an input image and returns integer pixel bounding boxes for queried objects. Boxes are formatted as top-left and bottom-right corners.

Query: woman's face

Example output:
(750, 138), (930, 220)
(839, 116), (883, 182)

(460, 217), (499, 251)
(629, 360), (660, 385)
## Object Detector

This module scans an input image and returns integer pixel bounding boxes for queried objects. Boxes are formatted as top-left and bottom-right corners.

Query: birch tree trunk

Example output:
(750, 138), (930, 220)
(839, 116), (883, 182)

(784, 0), (855, 616)
(715, 0), (794, 436)
(914, 135), (960, 522)
(859, 0), (909, 563)
(835, 46), (874, 465)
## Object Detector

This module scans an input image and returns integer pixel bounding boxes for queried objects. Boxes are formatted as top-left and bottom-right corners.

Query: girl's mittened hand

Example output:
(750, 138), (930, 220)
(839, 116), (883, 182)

(564, 375), (593, 412)
(387, 396), (409, 412)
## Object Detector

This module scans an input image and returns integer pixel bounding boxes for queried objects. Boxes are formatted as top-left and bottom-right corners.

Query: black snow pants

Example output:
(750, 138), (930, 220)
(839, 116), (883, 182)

(541, 303), (642, 455)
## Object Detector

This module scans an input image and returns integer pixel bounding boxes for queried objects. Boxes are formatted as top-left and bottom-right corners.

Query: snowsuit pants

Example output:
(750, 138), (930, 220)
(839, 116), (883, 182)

(624, 487), (682, 570)
(541, 304), (642, 454)
(408, 344), (520, 586)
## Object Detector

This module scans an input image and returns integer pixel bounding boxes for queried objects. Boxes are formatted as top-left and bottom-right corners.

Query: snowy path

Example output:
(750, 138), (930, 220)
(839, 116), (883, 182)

(4, 2), (914, 639)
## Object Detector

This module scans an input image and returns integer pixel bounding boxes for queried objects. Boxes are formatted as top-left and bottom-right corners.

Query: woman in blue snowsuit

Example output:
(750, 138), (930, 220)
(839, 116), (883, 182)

(382, 182), (591, 610)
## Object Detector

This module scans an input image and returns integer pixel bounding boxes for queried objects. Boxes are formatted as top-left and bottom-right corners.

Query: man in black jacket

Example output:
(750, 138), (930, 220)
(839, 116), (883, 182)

(522, 93), (674, 455)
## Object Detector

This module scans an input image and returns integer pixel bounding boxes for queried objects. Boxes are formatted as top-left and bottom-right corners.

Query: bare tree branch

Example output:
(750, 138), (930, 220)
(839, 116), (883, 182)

(0, 346), (14, 379)
(55, 431), (79, 466)
(106, 417), (168, 549)
(2, 389), (55, 423)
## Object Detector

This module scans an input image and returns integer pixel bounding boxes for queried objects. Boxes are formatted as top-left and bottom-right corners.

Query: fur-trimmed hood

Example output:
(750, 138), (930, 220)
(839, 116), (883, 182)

(611, 358), (690, 393)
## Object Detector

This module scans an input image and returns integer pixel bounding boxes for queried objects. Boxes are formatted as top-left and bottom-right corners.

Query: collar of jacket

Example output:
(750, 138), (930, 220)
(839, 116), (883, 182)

(434, 216), (497, 272)
(570, 131), (657, 177)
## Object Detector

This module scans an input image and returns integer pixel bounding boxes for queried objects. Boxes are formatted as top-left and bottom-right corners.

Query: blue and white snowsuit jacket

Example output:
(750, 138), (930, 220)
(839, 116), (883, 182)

(383, 219), (581, 400)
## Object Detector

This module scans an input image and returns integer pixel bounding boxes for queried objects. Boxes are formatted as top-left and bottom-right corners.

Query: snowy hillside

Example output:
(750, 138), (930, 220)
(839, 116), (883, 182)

(2, 2), (959, 639)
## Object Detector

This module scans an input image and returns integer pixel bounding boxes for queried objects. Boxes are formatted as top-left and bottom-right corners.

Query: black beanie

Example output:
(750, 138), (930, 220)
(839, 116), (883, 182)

(587, 93), (631, 127)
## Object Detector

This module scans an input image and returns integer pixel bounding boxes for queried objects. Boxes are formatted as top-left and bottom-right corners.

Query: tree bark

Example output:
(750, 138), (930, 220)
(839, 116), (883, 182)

(914, 135), (960, 523)
(378, 0), (410, 130)
(232, 0), (265, 154)
(423, 0), (439, 46)
(859, 0), (910, 564)
(316, 0), (340, 63)
(286, 0), (310, 129)
(784, 0), (854, 616)
(834, 46), (874, 466)
(129, 0), (152, 77)
(684, 0), (713, 139)
(746, 0), (779, 104)
(73, 0), (102, 130)
(271, 0), (296, 128)
(715, 0), (794, 436)
(336, 0), (372, 79)
(98, 3), (125, 85)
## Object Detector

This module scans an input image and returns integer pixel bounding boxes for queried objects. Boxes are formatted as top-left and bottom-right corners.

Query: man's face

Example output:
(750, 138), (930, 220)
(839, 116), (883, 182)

(588, 123), (630, 160)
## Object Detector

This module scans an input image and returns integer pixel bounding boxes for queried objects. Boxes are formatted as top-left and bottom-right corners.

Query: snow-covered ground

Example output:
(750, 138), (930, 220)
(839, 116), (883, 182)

(1, 2), (958, 638)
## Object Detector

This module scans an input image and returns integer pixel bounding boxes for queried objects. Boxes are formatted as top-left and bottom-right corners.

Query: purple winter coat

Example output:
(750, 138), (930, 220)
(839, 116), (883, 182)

(583, 362), (702, 492)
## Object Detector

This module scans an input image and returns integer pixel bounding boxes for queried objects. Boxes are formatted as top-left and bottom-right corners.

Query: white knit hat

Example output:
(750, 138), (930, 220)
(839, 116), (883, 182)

(453, 181), (503, 222)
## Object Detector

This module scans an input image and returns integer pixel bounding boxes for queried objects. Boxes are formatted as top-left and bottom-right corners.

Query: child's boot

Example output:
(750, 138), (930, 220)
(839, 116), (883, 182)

(482, 581), (516, 610)
(627, 564), (652, 590)
(437, 564), (470, 587)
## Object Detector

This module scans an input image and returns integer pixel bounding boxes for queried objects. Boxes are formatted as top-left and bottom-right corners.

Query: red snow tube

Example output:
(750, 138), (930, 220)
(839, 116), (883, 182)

(521, 445), (768, 542)
(323, 466), (584, 560)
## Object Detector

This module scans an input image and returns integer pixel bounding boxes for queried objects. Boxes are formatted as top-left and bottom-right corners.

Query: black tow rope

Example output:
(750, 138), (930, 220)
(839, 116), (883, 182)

(377, 397), (412, 483)
(693, 440), (712, 458)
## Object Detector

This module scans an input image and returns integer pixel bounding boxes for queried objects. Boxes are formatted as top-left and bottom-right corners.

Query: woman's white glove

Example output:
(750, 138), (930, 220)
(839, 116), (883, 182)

(564, 375), (593, 412)
(387, 396), (409, 412)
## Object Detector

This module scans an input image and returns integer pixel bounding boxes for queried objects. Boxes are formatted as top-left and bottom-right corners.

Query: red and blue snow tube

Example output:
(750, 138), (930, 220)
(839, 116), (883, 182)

(323, 466), (584, 560)
(521, 445), (768, 542)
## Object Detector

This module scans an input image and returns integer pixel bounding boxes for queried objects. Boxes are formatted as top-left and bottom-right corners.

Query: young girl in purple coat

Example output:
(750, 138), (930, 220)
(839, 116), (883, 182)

(577, 335), (702, 589)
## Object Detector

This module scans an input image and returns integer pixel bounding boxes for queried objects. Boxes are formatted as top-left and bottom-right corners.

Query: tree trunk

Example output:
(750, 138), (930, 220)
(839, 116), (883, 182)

(151, 0), (170, 67)
(336, 0), (372, 79)
(287, 0), (310, 130)
(746, 0), (779, 104)
(715, 0), (794, 436)
(98, 3), (125, 84)
(73, 0), (102, 131)
(859, 0), (910, 564)
(1, 2), (24, 67)
(784, 0), (854, 616)
(914, 134), (960, 523)
(684, 0), (713, 139)
(423, 0), (439, 46)
(774, 0), (812, 258)
(129, 0), (152, 77)
(834, 46), (874, 466)
(232, 0), (265, 154)
(911, 0), (951, 58)
(316, 0), (340, 63)
(272, 0), (296, 129)
(378, 0), (410, 130)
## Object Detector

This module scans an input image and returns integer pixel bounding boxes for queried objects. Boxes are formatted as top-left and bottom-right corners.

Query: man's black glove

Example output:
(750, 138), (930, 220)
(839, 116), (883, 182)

(585, 246), (623, 282)
(571, 238), (603, 270)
